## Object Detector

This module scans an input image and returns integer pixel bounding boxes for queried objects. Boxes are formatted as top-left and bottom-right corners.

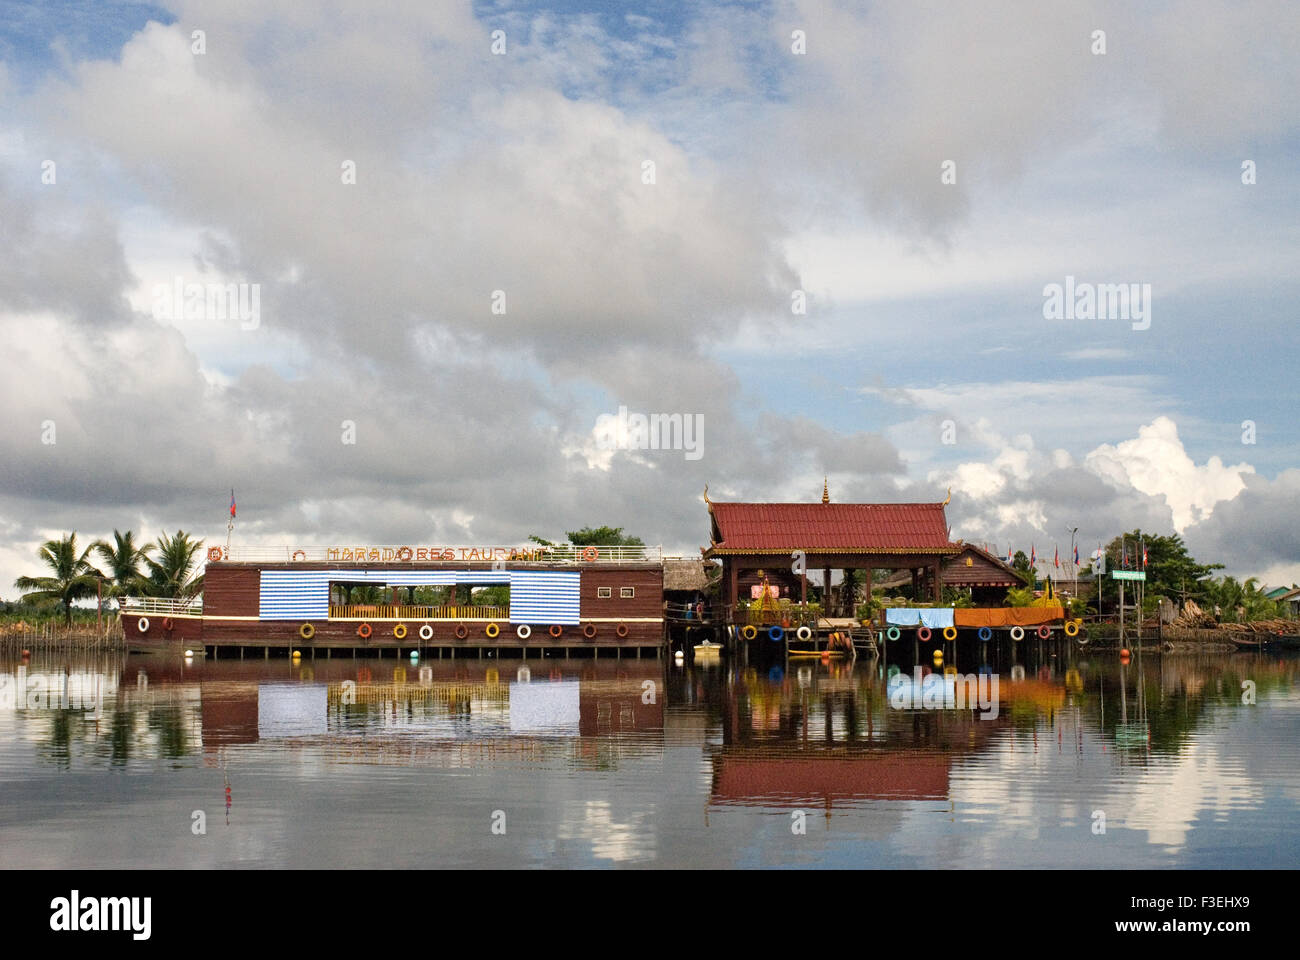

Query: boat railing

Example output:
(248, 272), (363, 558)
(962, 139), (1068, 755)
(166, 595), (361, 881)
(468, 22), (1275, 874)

(120, 596), (203, 616)
(218, 544), (663, 564)
(328, 604), (509, 621)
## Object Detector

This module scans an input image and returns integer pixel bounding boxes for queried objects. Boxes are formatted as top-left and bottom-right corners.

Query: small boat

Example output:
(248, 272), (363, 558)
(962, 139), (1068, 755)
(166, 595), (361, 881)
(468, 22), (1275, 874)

(693, 640), (723, 656)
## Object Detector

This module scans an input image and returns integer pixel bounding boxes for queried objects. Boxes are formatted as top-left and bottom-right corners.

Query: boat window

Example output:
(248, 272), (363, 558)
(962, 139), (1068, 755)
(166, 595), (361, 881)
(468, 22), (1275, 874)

(620, 587), (635, 598)
(597, 587), (612, 598)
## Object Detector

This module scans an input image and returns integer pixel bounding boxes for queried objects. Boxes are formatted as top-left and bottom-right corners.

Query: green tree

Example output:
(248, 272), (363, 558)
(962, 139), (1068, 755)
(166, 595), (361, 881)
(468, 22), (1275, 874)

(1011, 550), (1034, 586)
(14, 532), (103, 624)
(93, 530), (150, 600)
(1104, 529), (1221, 602)
(565, 526), (643, 546)
(142, 530), (205, 598)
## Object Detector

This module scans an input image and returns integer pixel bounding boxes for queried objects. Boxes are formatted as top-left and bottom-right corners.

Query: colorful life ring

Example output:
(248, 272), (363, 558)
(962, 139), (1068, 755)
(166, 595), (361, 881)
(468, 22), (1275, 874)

(1037, 624), (1051, 639)
(455, 624), (468, 639)
(581, 546), (599, 562)
(206, 546), (223, 562)
(299, 623), (315, 640)
(1064, 620), (1080, 637)
(886, 625), (901, 641)
(796, 625), (812, 641)
(768, 625), (784, 642)
(517, 624), (532, 640)
(137, 617), (150, 633)
(548, 624), (563, 638)
(419, 624), (434, 641)
(741, 624), (758, 641)
(292, 549), (307, 561)
(485, 622), (500, 638)
(917, 626), (932, 642)
(162, 617), (174, 631)
(393, 623), (407, 640)
(357, 623), (372, 639)
(582, 624), (597, 639)
(616, 623), (629, 638)
(978, 626), (993, 641)
(942, 625), (958, 641)
(1010, 625), (1025, 641)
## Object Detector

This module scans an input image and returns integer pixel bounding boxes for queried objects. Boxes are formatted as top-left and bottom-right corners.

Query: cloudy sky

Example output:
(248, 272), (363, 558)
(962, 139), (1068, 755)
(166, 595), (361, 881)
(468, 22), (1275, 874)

(1, 0), (1297, 595)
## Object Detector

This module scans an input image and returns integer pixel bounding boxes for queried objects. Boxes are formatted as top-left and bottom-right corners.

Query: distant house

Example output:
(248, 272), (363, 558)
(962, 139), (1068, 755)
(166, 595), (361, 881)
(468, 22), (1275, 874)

(1264, 585), (1294, 602)
(1278, 587), (1300, 619)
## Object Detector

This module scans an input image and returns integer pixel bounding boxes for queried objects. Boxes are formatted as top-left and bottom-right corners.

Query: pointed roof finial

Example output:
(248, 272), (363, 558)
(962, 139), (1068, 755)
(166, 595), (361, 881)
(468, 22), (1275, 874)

(703, 483), (712, 505)
(941, 487), (951, 506)
(822, 477), (830, 504)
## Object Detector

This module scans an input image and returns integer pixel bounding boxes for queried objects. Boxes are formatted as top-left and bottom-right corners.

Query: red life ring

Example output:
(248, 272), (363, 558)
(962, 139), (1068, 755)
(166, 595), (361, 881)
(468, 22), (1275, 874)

(1037, 624), (1052, 639)
(206, 546), (223, 562)
(357, 623), (372, 639)
(455, 624), (468, 639)
(917, 626), (932, 642)
(291, 549), (307, 561)
(581, 546), (599, 562)
(548, 624), (563, 638)
(616, 623), (629, 638)
(162, 617), (174, 631)
(582, 624), (597, 639)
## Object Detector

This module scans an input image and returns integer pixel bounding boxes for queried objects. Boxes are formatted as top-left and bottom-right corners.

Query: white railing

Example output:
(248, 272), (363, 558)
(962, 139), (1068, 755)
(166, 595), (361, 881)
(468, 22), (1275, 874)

(215, 544), (664, 564)
(120, 596), (203, 616)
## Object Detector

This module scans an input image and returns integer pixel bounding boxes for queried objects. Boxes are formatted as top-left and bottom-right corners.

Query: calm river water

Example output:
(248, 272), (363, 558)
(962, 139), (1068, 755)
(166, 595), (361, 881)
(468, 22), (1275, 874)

(1, 644), (1297, 868)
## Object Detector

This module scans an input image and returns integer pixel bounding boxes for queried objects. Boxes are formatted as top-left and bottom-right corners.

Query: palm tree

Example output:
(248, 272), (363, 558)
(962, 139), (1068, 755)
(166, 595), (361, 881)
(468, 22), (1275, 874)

(142, 530), (205, 599)
(14, 532), (104, 624)
(93, 530), (150, 602)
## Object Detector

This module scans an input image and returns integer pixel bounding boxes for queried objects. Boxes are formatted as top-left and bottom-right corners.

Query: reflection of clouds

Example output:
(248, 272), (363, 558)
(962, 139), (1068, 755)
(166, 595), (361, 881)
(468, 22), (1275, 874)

(1114, 741), (1258, 848)
(556, 799), (653, 863)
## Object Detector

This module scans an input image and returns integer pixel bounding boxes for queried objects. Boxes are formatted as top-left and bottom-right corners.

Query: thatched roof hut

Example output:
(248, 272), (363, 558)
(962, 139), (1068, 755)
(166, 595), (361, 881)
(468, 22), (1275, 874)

(663, 558), (714, 593)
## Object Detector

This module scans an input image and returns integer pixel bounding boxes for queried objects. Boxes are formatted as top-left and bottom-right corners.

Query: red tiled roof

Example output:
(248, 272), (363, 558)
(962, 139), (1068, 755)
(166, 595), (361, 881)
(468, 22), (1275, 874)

(707, 501), (955, 554)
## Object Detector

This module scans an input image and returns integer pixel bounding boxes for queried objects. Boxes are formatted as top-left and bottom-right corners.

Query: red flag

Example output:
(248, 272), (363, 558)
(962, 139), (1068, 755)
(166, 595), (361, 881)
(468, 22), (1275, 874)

(1030, 544), (1036, 565)
(1054, 546), (1060, 569)
(230, 489), (236, 518)
(1074, 544), (1079, 566)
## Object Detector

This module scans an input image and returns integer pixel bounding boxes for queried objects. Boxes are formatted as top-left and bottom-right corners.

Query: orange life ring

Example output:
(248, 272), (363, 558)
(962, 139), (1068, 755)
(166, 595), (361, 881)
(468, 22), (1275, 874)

(206, 546), (223, 562)
(548, 624), (563, 638)
(917, 626), (932, 642)
(582, 624), (597, 639)
(455, 624), (468, 639)
(291, 549), (307, 561)
(357, 623), (372, 639)
(581, 546), (599, 562)
(162, 617), (174, 631)
(616, 623), (629, 638)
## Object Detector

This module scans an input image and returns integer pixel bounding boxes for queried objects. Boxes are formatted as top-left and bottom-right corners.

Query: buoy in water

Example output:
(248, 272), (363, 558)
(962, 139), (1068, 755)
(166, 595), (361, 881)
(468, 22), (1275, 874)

(1120, 648), (1131, 658)
(674, 649), (684, 660)
(184, 649), (194, 658)
(932, 649), (944, 665)
(409, 650), (419, 660)
(291, 650), (301, 659)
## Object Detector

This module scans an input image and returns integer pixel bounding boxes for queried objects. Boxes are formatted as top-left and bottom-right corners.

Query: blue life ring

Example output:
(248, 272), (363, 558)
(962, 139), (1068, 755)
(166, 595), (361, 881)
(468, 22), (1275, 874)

(768, 625), (785, 642)
(978, 626), (993, 641)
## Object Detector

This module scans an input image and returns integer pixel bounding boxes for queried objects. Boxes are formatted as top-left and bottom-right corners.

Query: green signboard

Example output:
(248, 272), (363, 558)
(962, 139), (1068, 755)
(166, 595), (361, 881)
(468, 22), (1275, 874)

(1112, 570), (1146, 581)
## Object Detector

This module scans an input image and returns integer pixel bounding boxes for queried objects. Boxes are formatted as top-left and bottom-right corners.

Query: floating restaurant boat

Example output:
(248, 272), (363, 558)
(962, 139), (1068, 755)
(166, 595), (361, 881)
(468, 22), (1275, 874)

(120, 542), (666, 657)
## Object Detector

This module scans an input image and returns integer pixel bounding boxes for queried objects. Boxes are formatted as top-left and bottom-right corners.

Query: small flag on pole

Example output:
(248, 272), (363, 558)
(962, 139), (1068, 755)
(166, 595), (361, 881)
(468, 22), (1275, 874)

(1054, 546), (1060, 569)
(1074, 544), (1079, 566)
(230, 489), (236, 519)
(1007, 545), (1013, 564)
(1030, 544), (1036, 565)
